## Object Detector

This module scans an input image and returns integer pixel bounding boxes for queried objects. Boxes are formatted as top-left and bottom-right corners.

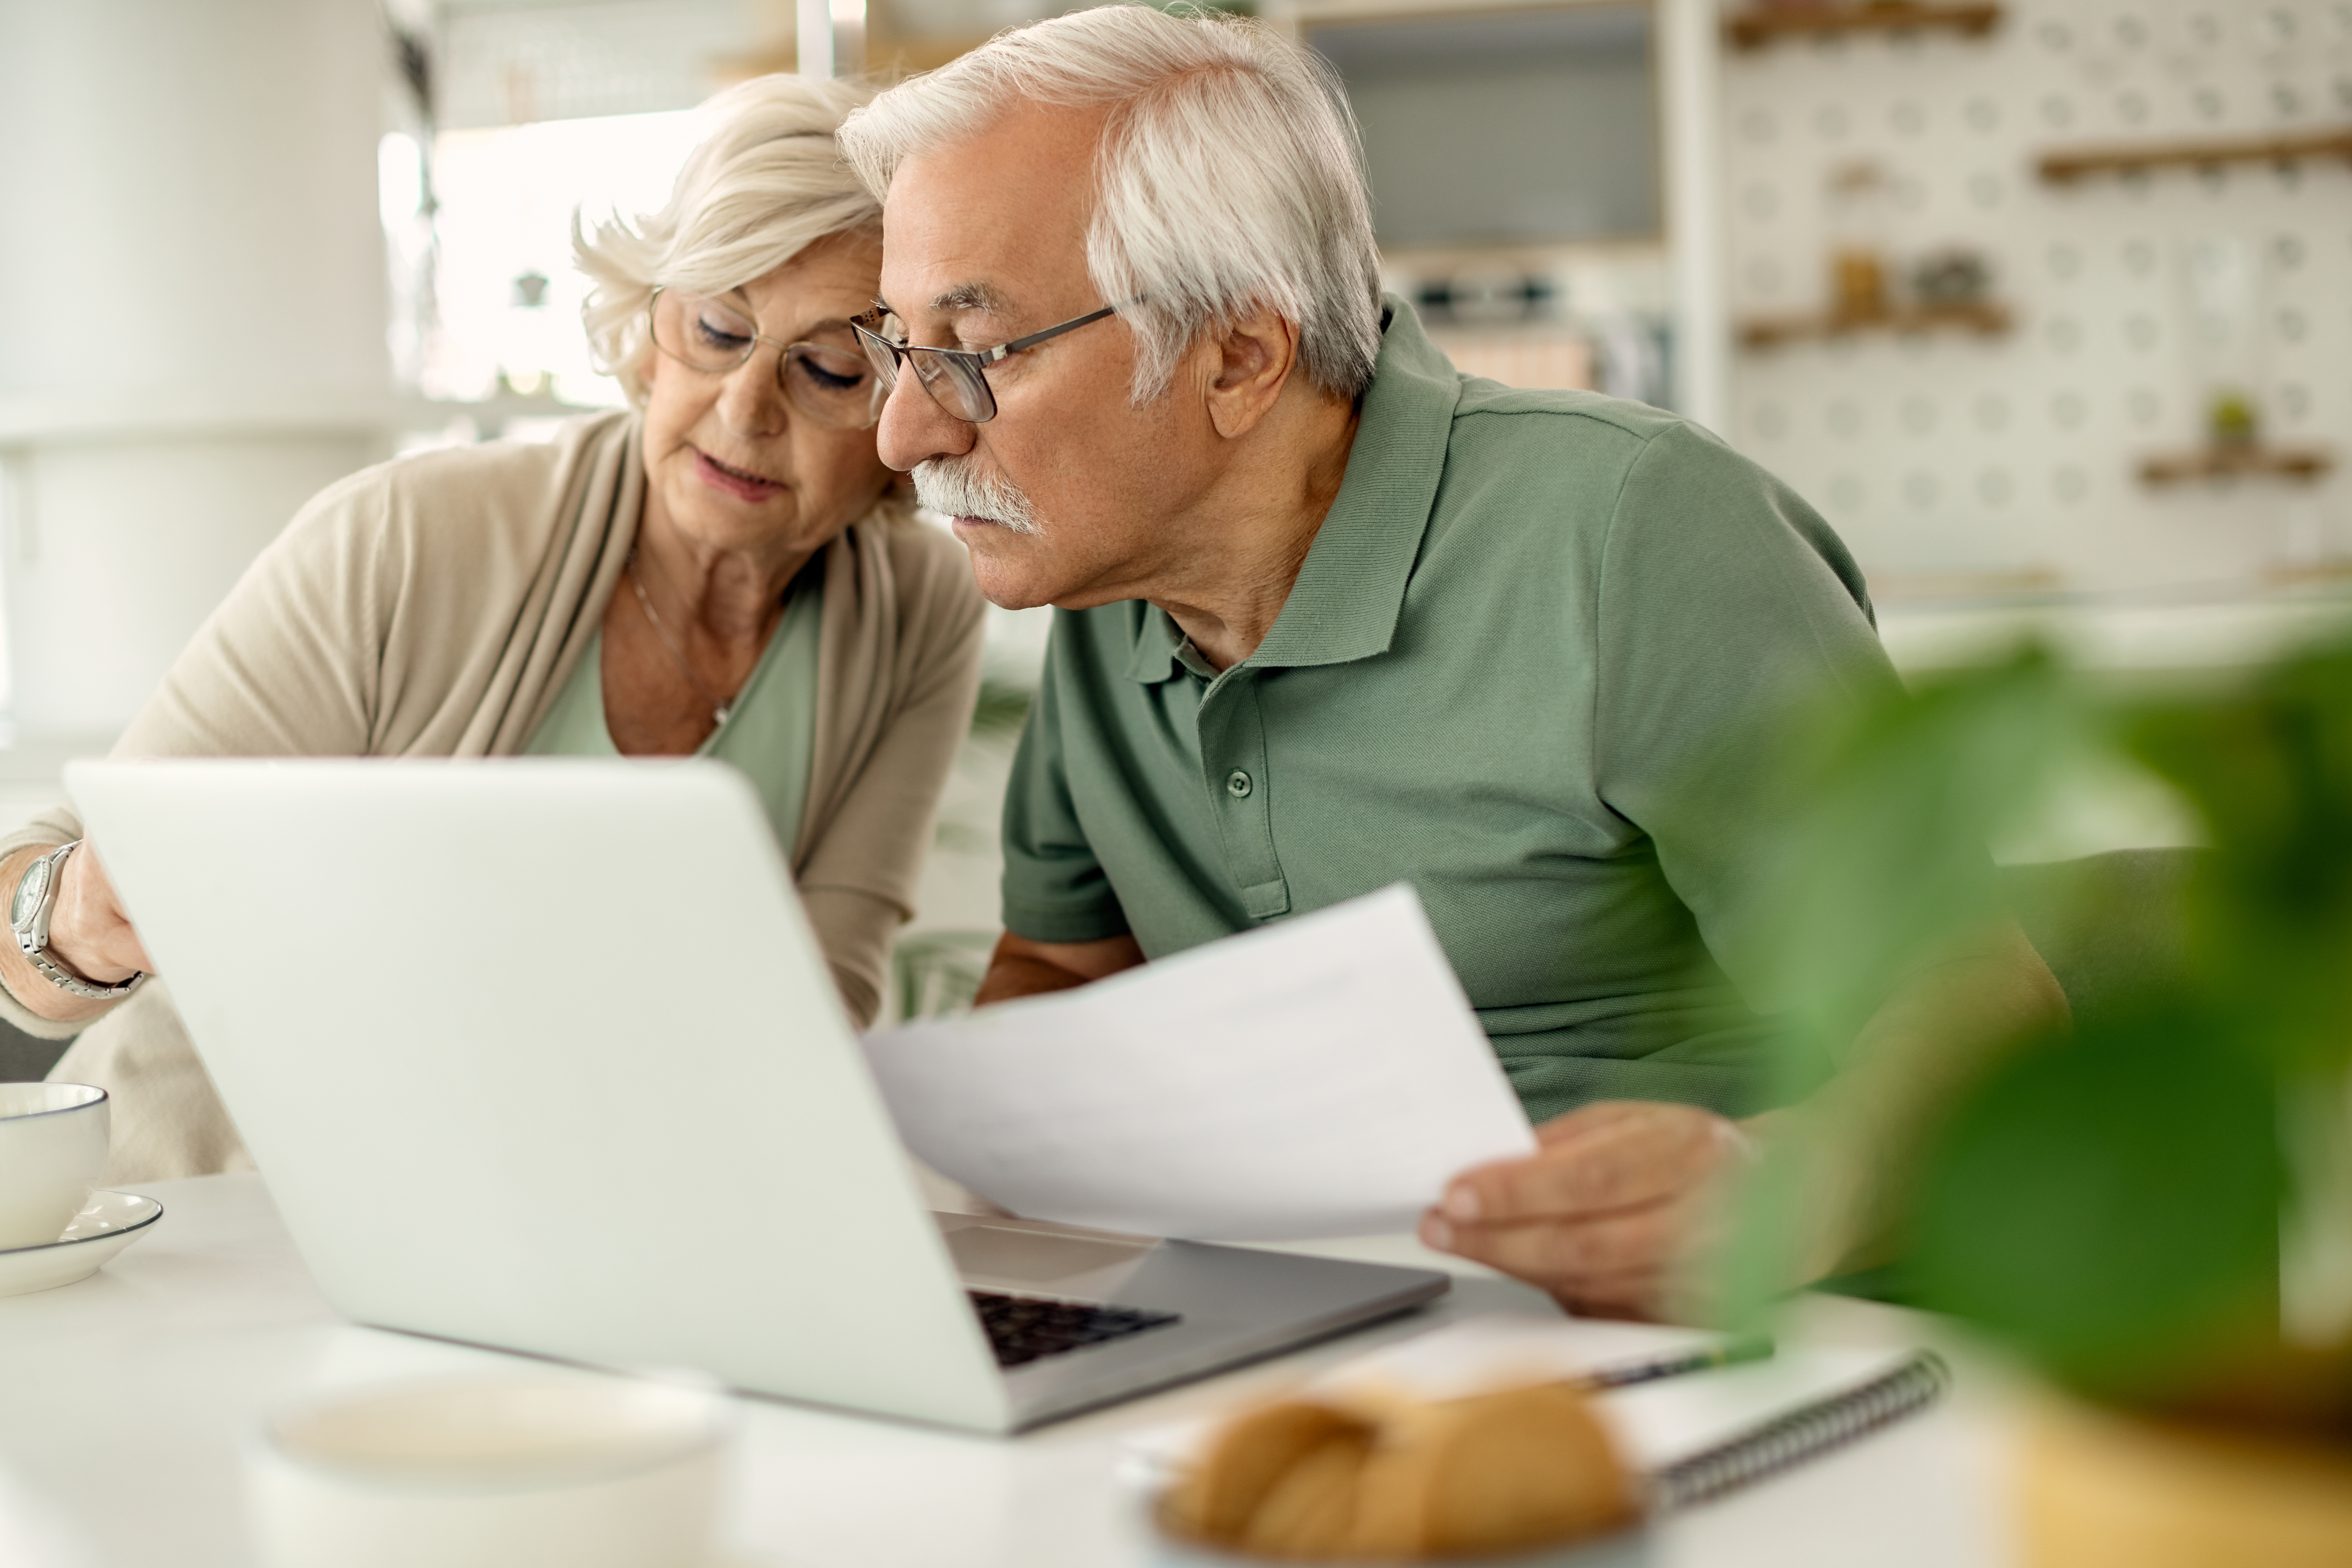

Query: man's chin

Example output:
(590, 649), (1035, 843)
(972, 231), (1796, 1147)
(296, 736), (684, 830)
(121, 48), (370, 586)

(951, 526), (1057, 611)
(970, 573), (1057, 612)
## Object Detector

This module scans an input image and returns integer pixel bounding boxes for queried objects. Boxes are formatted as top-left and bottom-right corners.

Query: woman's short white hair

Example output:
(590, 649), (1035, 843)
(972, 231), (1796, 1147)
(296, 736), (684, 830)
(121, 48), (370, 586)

(836, 5), (1383, 403)
(578, 74), (883, 405)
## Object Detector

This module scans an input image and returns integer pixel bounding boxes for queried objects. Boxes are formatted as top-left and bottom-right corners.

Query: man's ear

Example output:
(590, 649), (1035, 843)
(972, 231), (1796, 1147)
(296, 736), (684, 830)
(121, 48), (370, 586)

(1202, 308), (1301, 441)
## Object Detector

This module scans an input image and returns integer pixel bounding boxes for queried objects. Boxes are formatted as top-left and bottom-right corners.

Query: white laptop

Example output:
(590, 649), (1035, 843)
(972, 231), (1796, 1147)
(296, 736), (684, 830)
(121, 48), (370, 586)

(70, 758), (1446, 1433)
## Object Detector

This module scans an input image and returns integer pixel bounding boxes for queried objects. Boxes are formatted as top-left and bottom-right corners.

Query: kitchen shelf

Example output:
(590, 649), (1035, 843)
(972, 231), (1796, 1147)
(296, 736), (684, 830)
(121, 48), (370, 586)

(1737, 299), (2012, 350)
(2039, 127), (2352, 184)
(1726, 2), (2002, 51)
(2138, 445), (2336, 486)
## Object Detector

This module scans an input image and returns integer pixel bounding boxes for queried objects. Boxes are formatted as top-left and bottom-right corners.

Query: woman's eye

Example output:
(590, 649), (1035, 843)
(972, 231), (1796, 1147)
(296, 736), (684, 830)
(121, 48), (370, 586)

(693, 313), (752, 351)
(795, 350), (868, 392)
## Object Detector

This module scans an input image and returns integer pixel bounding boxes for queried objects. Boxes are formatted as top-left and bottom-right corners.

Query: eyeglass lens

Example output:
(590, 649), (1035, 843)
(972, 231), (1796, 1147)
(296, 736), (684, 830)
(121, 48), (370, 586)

(854, 316), (997, 424)
(648, 292), (882, 430)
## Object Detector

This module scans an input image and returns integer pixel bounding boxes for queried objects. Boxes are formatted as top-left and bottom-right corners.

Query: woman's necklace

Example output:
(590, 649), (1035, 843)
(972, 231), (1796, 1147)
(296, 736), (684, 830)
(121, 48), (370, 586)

(626, 550), (734, 729)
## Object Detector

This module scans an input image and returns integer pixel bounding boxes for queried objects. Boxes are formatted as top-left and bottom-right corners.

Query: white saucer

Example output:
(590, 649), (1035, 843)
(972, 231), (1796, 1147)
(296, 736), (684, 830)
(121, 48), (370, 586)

(0, 1190), (164, 1298)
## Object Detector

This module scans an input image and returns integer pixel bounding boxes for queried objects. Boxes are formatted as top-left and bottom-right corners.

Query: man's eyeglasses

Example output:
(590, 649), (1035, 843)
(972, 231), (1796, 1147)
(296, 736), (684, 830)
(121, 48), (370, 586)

(646, 288), (883, 431)
(851, 301), (1123, 425)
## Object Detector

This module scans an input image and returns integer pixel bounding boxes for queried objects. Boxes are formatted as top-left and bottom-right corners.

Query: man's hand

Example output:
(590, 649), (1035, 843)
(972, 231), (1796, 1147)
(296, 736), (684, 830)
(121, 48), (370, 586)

(1415, 927), (2069, 1319)
(1417, 1101), (1754, 1321)
(0, 842), (153, 1023)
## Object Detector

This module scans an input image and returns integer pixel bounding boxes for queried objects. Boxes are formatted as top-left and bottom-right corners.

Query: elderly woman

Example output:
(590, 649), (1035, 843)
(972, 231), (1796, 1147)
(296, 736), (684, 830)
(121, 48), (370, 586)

(0, 74), (984, 1183)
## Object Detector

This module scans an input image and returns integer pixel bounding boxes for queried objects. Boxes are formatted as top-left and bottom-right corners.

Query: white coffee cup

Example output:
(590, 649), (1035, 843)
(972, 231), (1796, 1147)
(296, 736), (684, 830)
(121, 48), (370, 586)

(249, 1374), (731, 1568)
(0, 1083), (108, 1250)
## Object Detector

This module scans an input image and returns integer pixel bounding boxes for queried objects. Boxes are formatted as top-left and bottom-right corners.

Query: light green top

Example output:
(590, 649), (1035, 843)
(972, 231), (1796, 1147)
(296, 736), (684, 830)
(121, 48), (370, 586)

(527, 564), (826, 857)
(998, 298), (1902, 1124)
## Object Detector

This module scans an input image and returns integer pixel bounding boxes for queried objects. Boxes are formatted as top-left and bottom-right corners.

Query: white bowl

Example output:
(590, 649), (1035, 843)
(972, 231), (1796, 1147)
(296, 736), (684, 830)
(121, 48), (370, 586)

(249, 1374), (733, 1568)
(0, 1083), (109, 1250)
(0, 1189), (163, 1297)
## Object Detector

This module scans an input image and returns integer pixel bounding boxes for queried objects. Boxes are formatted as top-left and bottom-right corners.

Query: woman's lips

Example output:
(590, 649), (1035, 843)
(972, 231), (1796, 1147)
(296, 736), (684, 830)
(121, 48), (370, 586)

(694, 448), (784, 501)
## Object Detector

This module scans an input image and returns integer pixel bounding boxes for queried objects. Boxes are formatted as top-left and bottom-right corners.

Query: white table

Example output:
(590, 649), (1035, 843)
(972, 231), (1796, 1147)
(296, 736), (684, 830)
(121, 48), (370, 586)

(0, 1174), (2018, 1568)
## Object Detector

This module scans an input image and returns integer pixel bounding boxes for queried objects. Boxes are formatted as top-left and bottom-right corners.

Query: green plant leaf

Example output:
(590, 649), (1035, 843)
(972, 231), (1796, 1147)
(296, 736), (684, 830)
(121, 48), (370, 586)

(1907, 1000), (2283, 1401)
(1737, 646), (2085, 1100)
(1711, 647), (2092, 1331)
(2126, 639), (2352, 1077)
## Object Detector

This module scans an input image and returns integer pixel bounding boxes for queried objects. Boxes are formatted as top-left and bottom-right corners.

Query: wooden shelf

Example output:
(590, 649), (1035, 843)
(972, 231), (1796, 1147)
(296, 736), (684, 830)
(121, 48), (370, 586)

(2040, 127), (2352, 184)
(2138, 445), (2336, 486)
(1738, 300), (2012, 350)
(1726, 3), (2001, 51)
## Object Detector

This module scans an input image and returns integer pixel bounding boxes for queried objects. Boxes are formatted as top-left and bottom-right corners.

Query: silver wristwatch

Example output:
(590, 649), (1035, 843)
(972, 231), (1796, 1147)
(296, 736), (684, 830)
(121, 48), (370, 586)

(11, 841), (143, 1001)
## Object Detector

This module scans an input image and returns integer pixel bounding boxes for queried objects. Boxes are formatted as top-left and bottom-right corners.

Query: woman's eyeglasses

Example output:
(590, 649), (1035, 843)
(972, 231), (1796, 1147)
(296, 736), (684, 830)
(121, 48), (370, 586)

(851, 301), (1123, 425)
(646, 289), (883, 431)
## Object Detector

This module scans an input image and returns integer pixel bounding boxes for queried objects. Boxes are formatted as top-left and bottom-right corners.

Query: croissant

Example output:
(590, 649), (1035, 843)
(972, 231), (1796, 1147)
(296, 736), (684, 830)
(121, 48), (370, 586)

(1159, 1380), (1636, 1562)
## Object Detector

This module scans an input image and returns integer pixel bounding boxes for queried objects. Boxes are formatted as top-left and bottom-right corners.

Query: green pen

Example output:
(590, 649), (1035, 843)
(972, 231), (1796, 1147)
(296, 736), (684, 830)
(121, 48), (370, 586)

(1570, 1333), (1777, 1392)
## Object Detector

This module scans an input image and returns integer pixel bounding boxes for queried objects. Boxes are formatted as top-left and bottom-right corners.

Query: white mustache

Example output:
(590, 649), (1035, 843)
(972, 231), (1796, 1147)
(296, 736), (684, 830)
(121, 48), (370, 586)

(913, 457), (1042, 536)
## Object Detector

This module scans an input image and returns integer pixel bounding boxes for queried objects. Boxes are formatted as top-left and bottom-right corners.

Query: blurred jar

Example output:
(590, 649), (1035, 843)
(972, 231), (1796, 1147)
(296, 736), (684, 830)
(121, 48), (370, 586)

(1825, 162), (1894, 325)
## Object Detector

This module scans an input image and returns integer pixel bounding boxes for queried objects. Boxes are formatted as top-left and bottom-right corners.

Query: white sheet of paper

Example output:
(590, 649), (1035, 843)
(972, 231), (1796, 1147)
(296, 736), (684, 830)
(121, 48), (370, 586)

(860, 884), (1536, 1240)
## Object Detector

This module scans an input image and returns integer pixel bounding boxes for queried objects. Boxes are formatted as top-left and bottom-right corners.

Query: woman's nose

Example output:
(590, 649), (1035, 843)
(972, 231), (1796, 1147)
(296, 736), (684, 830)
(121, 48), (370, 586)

(715, 349), (791, 436)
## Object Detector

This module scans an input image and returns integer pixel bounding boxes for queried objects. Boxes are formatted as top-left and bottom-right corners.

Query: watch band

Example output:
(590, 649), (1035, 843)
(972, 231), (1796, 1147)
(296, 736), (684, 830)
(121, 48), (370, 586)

(12, 842), (143, 1001)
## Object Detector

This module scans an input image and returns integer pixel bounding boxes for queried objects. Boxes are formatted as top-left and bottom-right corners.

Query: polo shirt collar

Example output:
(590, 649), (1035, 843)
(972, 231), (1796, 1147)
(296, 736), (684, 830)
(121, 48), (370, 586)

(1125, 605), (1185, 682)
(1128, 295), (1461, 682)
(1250, 296), (1460, 670)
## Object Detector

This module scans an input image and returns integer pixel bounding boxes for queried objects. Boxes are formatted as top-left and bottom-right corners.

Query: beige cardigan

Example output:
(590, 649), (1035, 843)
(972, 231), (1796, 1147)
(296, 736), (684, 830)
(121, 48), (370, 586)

(0, 412), (985, 1183)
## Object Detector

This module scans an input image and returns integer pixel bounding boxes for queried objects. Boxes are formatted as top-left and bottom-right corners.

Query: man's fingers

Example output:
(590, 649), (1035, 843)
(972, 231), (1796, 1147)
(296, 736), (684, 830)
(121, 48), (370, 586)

(1421, 1196), (1691, 1282)
(1423, 1102), (1756, 1324)
(1444, 1106), (1734, 1224)
(1417, 1208), (1678, 1320)
(1418, 1203), (1706, 1321)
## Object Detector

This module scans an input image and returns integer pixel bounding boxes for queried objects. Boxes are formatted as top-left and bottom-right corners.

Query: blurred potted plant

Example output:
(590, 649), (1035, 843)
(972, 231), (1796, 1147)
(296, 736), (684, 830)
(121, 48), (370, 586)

(1729, 639), (2352, 1565)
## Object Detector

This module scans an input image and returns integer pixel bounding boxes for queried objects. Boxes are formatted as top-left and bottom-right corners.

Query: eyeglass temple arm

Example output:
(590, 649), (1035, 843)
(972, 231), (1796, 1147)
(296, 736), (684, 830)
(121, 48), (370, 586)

(976, 303), (1126, 366)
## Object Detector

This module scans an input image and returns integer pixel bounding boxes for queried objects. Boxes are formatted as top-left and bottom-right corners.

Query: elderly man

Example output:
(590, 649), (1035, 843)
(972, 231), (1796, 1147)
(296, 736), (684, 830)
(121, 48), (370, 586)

(838, 7), (2064, 1317)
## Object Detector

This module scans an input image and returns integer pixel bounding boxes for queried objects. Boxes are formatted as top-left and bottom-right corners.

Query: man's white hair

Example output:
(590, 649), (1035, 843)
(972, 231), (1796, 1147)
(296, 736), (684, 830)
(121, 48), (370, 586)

(837, 4), (1383, 403)
(577, 74), (882, 405)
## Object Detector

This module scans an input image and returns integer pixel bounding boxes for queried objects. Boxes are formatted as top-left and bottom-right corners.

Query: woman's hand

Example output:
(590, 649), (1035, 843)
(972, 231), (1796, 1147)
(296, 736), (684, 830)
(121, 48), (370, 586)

(0, 842), (152, 1022)
(48, 844), (151, 985)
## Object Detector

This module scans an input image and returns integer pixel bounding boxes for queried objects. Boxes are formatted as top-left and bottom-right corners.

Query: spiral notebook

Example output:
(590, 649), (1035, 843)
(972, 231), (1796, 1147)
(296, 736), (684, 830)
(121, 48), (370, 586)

(1617, 1344), (1949, 1510)
(1120, 1314), (1949, 1512)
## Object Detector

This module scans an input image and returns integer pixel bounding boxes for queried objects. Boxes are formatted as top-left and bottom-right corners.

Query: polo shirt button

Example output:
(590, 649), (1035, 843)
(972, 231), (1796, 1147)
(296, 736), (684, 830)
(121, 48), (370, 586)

(1226, 769), (1253, 799)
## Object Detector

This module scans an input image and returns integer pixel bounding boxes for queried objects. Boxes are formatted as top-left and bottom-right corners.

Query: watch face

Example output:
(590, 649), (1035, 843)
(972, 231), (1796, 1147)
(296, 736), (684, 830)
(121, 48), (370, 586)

(10, 860), (48, 929)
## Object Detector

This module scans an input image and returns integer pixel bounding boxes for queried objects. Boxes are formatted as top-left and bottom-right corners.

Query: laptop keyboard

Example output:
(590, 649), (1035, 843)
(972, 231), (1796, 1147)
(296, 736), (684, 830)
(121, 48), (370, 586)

(967, 1290), (1181, 1369)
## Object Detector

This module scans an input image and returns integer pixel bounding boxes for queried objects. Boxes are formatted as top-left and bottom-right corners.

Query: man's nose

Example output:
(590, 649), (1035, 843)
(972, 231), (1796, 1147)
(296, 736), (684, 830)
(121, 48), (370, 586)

(875, 369), (975, 473)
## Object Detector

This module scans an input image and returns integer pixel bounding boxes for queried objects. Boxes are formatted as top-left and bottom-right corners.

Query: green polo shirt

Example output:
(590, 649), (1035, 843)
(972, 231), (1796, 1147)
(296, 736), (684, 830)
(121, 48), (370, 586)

(1000, 298), (1899, 1123)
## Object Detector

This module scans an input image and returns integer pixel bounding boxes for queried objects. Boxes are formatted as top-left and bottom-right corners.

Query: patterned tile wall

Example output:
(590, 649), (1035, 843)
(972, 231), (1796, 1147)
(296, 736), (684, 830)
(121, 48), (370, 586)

(1720, 0), (2351, 601)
